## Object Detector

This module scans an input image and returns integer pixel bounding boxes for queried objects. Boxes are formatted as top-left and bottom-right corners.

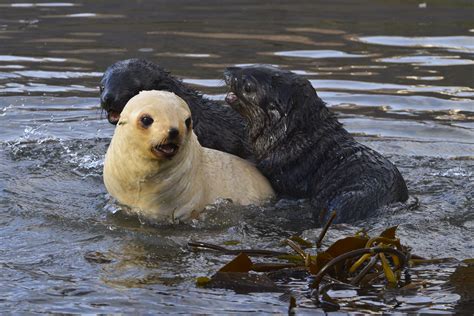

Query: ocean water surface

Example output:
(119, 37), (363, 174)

(0, 0), (473, 313)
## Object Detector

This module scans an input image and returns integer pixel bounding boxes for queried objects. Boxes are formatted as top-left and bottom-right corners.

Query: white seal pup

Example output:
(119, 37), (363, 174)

(103, 90), (274, 222)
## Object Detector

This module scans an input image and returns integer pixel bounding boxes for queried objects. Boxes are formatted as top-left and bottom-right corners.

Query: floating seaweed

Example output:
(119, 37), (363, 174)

(189, 214), (465, 312)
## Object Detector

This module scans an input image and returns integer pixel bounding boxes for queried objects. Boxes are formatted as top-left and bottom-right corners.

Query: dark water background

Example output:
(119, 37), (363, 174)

(0, 0), (473, 314)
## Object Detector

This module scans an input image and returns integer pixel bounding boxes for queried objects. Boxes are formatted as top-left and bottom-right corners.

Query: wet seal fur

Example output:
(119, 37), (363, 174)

(224, 65), (409, 223)
(100, 58), (252, 159)
(103, 90), (274, 222)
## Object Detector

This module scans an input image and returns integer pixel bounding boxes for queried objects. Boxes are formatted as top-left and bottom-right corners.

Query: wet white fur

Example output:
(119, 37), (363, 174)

(103, 90), (274, 222)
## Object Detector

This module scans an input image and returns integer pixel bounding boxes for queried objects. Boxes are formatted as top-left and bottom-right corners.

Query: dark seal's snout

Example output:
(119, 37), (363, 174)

(100, 91), (116, 109)
(224, 67), (242, 108)
(100, 91), (124, 125)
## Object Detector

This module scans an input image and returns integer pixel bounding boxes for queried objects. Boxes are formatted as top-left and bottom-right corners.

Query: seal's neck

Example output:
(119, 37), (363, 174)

(148, 133), (206, 220)
(251, 96), (346, 159)
(253, 96), (353, 183)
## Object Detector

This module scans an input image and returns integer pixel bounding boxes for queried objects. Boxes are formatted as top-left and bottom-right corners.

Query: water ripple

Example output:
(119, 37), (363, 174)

(0, 55), (66, 63)
(0, 83), (96, 94)
(310, 79), (474, 97)
(182, 79), (224, 88)
(378, 55), (474, 66)
(14, 70), (103, 79)
(273, 50), (368, 59)
(354, 36), (474, 53)
(0, 3), (76, 8)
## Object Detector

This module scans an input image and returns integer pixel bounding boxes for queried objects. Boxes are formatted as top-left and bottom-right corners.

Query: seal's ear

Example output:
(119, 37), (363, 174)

(118, 119), (127, 126)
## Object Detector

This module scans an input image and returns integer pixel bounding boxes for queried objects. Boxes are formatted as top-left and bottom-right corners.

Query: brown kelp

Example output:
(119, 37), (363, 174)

(189, 215), (461, 312)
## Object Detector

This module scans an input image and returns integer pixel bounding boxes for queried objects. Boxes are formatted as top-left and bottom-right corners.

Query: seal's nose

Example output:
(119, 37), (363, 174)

(168, 127), (179, 140)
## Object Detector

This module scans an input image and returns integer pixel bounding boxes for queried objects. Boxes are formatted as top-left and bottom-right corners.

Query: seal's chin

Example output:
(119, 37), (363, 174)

(107, 111), (121, 125)
(152, 143), (180, 159)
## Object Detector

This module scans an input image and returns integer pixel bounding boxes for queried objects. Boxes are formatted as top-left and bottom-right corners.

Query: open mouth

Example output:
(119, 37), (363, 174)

(225, 91), (239, 106)
(152, 143), (179, 159)
(107, 111), (121, 125)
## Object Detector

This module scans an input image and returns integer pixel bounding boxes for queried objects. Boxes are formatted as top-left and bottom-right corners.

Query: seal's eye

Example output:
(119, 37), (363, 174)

(140, 115), (154, 128)
(99, 85), (104, 93)
(244, 81), (253, 93)
(185, 117), (192, 129)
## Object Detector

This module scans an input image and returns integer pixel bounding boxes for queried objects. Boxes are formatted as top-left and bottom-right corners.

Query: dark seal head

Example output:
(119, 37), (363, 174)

(225, 65), (330, 159)
(224, 65), (297, 122)
(224, 65), (409, 224)
(100, 59), (175, 125)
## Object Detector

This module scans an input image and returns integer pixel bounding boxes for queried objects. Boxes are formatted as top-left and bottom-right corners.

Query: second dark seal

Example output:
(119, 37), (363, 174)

(224, 65), (409, 224)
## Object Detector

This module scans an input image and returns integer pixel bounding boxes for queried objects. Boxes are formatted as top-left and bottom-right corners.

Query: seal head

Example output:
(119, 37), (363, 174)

(100, 59), (172, 125)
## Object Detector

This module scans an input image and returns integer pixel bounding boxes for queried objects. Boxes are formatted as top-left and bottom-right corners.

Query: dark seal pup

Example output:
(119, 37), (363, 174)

(100, 58), (251, 159)
(224, 65), (409, 223)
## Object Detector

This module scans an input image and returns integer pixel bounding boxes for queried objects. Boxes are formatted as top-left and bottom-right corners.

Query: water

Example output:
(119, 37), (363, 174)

(1, 0), (473, 313)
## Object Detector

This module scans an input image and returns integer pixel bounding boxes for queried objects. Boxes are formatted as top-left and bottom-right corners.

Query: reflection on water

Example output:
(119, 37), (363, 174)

(378, 55), (474, 67)
(148, 31), (320, 45)
(0, 0), (473, 314)
(273, 50), (368, 59)
(0, 55), (67, 62)
(0, 3), (77, 8)
(355, 35), (474, 53)
(13, 70), (102, 79)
